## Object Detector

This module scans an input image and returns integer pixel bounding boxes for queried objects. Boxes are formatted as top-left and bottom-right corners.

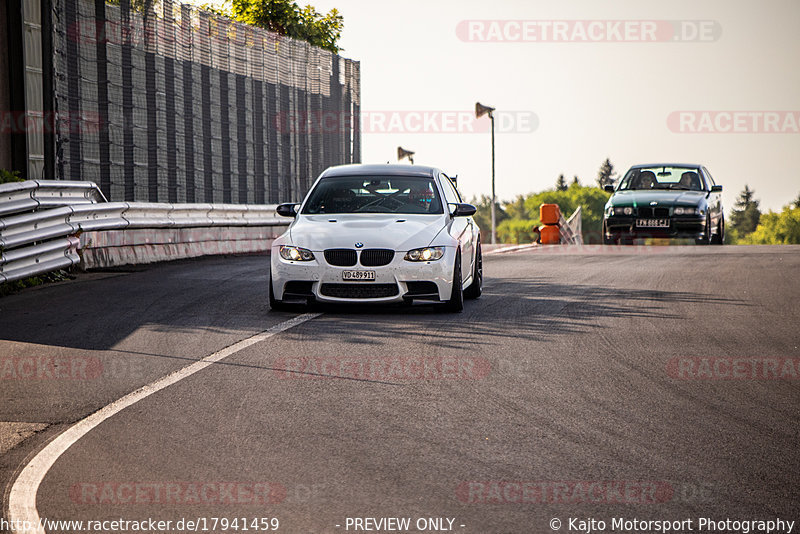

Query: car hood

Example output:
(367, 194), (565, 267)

(608, 190), (707, 207)
(288, 214), (446, 251)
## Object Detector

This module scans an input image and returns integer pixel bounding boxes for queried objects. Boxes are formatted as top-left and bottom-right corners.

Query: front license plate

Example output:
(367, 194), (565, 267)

(342, 270), (376, 281)
(636, 219), (670, 228)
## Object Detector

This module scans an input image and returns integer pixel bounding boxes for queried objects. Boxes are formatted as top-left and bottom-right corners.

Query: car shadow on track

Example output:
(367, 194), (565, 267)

(0, 255), (749, 354)
(261, 276), (751, 351)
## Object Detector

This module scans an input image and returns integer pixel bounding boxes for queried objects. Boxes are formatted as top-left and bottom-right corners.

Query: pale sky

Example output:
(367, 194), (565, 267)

(210, 0), (800, 212)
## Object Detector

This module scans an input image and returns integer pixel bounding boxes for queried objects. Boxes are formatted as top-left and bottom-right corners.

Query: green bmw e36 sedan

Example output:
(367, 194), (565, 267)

(602, 163), (724, 245)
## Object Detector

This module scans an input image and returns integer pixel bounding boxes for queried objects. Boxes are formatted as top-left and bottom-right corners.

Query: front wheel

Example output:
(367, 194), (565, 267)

(711, 216), (725, 245)
(464, 241), (482, 299)
(696, 215), (712, 245)
(443, 252), (464, 313)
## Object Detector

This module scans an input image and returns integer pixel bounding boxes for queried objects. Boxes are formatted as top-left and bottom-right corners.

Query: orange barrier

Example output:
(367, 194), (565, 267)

(539, 224), (560, 245)
(540, 204), (560, 226)
(539, 203), (561, 244)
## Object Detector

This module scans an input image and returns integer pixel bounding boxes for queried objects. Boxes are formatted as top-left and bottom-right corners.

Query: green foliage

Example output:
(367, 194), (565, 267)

(468, 195), (507, 241)
(105, 0), (159, 16)
(729, 185), (761, 239)
(723, 226), (740, 245)
(486, 183), (610, 244)
(0, 270), (72, 297)
(739, 205), (800, 245)
(503, 194), (529, 220)
(229, 0), (343, 52)
(596, 158), (616, 188)
(497, 219), (539, 244)
(519, 182), (610, 243)
(106, 0), (343, 52)
(556, 174), (567, 191)
(196, 1), (232, 17)
(0, 169), (23, 184)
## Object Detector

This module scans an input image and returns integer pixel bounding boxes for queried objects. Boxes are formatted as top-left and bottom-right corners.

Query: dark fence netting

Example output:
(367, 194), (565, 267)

(53, 0), (361, 203)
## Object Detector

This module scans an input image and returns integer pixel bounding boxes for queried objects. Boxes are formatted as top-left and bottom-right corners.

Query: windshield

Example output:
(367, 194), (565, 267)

(617, 166), (705, 191)
(301, 175), (444, 214)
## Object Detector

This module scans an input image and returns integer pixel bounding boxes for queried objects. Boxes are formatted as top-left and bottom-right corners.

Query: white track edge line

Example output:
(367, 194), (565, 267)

(7, 312), (320, 534)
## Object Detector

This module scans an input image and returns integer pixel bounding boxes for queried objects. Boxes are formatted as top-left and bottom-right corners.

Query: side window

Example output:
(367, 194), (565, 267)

(439, 174), (460, 205)
(702, 168), (715, 188)
(448, 177), (463, 202)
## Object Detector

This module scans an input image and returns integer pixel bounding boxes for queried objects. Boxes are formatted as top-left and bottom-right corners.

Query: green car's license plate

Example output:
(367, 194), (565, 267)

(636, 219), (669, 228)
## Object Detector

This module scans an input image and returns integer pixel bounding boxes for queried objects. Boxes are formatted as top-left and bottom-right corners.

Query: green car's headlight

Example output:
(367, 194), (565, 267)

(404, 247), (444, 262)
(608, 206), (633, 216)
(674, 207), (702, 216)
(279, 245), (315, 261)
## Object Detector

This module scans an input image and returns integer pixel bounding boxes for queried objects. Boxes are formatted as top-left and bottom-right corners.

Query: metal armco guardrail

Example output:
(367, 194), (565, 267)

(0, 180), (290, 284)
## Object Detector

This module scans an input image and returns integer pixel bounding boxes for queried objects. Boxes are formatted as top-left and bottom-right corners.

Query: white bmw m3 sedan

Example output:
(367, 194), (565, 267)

(269, 164), (482, 312)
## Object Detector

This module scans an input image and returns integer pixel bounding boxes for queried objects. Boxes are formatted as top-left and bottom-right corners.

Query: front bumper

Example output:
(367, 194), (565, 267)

(604, 216), (706, 240)
(270, 246), (456, 304)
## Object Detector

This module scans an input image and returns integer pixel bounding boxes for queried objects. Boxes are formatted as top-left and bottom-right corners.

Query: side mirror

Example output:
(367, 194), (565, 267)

(604, 185), (615, 193)
(450, 203), (477, 217)
(710, 185), (722, 192)
(276, 203), (298, 217)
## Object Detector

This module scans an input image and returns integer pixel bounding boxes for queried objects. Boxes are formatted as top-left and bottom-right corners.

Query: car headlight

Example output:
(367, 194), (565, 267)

(674, 207), (702, 215)
(608, 206), (633, 216)
(404, 247), (444, 262)
(279, 245), (315, 261)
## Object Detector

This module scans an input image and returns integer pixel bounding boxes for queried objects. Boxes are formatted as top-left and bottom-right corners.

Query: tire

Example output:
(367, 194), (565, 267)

(464, 240), (482, 299)
(696, 215), (712, 245)
(711, 216), (724, 245)
(269, 270), (290, 311)
(443, 251), (464, 313)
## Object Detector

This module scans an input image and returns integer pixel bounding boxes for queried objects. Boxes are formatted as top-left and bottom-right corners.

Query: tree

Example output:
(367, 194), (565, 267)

(596, 158), (616, 188)
(228, 0), (344, 52)
(519, 184), (610, 243)
(497, 219), (540, 244)
(793, 192), (800, 209)
(504, 194), (528, 220)
(468, 195), (507, 241)
(740, 205), (800, 245)
(556, 174), (567, 191)
(106, 0), (160, 14)
(571, 175), (580, 186)
(729, 185), (761, 237)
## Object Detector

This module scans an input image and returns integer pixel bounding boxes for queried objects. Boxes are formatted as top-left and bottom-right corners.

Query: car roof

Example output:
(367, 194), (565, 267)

(629, 163), (702, 169)
(320, 164), (440, 178)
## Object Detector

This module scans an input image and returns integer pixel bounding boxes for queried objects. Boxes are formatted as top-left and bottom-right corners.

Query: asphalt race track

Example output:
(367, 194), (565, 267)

(2, 246), (799, 533)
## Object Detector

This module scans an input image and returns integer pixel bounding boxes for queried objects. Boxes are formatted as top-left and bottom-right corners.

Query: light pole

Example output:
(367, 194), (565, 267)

(475, 102), (496, 244)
